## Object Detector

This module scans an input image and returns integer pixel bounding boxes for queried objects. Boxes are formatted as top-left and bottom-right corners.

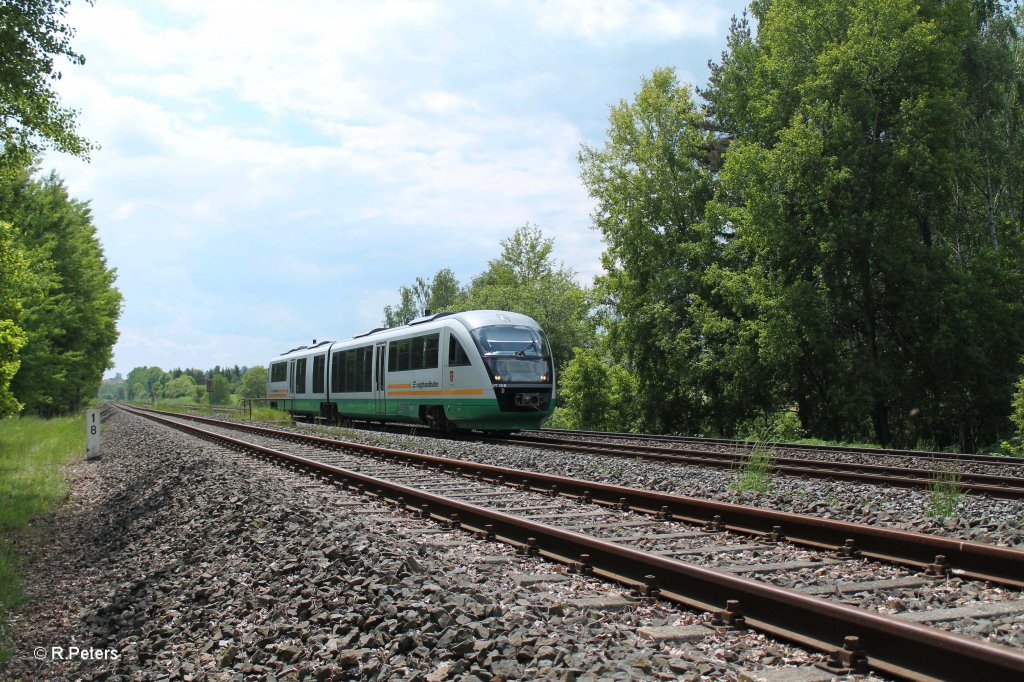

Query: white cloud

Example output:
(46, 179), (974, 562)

(44, 0), (750, 374)
(521, 0), (727, 43)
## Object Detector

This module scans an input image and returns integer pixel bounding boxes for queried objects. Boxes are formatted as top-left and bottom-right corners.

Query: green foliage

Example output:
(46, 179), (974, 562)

(927, 468), (963, 518)
(209, 374), (231, 405)
(582, 3), (1024, 449)
(555, 344), (639, 431)
(238, 365), (269, 400)
(580, 67), (764, 435)
(125, 366), (165, 402)
(459, 224), (592, 377)
(0, 222), (30, 417)
(704, 0), (1024, 449)
(0, 413), (83, 658)
(383, 268), (461, 326)
(732, 422), (780, 494)
(247, 404), (291, 423)
(0, 0), (96, 175)
(162, 375), (196, 399)
(738, 408), (805, 442)
(0, 170), (122, 416)
(381, 224), (594, 377)
(732, 444), (776, 494)
(1003, 369), (1024, 456)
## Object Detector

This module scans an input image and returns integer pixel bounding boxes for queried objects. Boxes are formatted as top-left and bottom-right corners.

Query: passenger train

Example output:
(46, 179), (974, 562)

(267, 310), (554, 431)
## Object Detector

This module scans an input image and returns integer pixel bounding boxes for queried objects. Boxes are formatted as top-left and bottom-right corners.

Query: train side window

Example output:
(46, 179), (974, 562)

(388, 341), (398, 372)
(449, 334), (471, 366)
(360, 346), (373, 391)
(271, 362), (287, 382)
(412, 335), (425, 369)
(295, 358), (307, 394)
(312, 354), (325, 393)
(330, 352), (343, 392)
(397, 339), (411, 371)
(345, 349), (356, 391)
(423, 333), (439, 369)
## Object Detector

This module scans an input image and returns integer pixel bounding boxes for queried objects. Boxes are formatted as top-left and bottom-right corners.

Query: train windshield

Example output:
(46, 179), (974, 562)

(470, 325), (553, 384)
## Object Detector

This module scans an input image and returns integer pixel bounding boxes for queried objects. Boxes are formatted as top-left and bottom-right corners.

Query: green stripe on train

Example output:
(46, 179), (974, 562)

(277, 396), (550, 430)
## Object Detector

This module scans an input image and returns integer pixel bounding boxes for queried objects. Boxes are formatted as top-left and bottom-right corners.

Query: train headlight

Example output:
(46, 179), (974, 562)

(494, 374), (502, 381)
(540, 374), (548, 382)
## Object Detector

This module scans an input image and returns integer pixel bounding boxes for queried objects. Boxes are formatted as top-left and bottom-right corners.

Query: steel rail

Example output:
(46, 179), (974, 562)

(126, 405), (1024, 587)
(539, 428), (1024, 467)
(119, 405), (1024, 682)
(501, 434), (1024, 499)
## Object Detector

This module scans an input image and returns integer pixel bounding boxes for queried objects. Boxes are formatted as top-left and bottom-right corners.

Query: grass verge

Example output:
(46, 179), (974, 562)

(0, 414), (84, 661)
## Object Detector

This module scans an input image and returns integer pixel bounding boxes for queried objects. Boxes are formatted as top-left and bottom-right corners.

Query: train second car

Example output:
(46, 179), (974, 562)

(266, 310), (554, 431)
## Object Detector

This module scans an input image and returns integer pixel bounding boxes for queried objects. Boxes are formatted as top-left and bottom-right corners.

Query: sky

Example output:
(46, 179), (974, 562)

(44, 0), (751, 377)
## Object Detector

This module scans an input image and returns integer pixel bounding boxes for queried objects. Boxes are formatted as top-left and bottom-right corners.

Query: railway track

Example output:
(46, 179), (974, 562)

(534, 428), (1024, 468)
(119, 405), (1024, 681)
(496, 432), (1024, 499)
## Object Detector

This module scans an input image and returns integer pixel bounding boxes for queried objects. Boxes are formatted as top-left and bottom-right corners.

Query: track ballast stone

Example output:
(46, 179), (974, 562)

(282, 421), (1024, 549)
(0, 410), (852, 681)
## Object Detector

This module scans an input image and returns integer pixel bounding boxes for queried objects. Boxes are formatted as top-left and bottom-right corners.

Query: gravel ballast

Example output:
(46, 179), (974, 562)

(0, 410), (860, 681)
(281, 422), (1024, 549)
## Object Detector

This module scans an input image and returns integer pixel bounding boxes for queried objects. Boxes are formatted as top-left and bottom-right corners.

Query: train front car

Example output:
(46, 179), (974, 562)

(448, 310), (555, 432)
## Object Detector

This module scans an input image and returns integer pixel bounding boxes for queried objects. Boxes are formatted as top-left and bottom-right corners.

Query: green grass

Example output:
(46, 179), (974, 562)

(786, 437), (883, 449)
(732, 441), (776, 494)
(145, 400), (291, 424)
(927, 467), (962, 518)
(0, 414), (84, 660)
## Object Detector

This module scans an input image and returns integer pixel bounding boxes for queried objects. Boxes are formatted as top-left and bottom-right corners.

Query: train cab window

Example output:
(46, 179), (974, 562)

(271, 362), (287, 382)
(312, 354), (325, 393)
(295, 358), (307, 393)
(449, 334), (471, 366)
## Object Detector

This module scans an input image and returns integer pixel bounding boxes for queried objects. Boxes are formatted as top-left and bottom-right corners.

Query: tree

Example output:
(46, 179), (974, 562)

(579, 68), (736, 434)
(379, 226), (593, 376)
(383, 268), (462, 327)
(238, 365), (268, 400)
(0, 169), (122, 415)
(555, 344), (639, 432)
(0, 0), (95, 175)
(126, 366), (165, 402)
(162, 375), (196, 399)
(459, 224), (593, 376)
(0, 221), (29, 415)
(209, 374), (231, 405)
(427, 268), (460, 313)
(1004, 363), (1024, 456)
(579, 2), (1023, 447)
(702, 0), (1024, 448)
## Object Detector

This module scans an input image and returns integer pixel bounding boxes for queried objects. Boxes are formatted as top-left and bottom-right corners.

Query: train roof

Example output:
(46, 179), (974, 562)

(273, 310), (542, 358)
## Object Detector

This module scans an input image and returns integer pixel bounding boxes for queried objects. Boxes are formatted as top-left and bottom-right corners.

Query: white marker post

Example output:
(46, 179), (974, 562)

(86, 409), (101, 460)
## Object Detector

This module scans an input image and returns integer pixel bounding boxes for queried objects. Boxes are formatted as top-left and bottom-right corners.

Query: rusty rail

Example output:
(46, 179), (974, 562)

(119, 404), (1024, 681)
(501, 434), (1024, 499)
(128, 405), (1024, 587)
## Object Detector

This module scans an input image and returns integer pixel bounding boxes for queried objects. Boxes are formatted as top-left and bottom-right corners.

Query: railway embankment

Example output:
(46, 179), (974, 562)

(1, 409), (843, 680)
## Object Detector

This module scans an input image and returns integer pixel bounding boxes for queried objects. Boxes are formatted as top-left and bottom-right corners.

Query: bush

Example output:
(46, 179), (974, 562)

(1001, 373), (1024, 457)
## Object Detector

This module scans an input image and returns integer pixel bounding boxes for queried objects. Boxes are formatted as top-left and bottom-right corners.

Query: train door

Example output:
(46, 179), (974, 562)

(374, 342), (387, 414)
